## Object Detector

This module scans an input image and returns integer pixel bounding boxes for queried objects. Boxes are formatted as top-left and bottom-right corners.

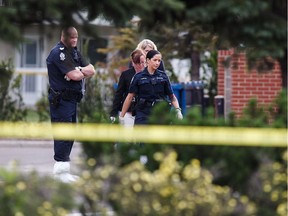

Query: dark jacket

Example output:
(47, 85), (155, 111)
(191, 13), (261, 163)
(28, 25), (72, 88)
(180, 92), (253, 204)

(110, 67), (136, 117)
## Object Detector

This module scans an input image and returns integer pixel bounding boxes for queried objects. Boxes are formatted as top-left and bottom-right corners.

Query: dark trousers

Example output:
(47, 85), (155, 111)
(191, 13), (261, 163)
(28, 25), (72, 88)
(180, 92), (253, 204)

(49, 99), (77, 162)
(134, 110), (150, 148)
(134, 108), (151, 125)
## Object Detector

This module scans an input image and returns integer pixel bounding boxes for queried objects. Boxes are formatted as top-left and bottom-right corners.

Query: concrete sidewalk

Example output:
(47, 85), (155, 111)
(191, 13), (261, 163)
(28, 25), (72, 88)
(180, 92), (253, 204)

(0, 139), (83, 175)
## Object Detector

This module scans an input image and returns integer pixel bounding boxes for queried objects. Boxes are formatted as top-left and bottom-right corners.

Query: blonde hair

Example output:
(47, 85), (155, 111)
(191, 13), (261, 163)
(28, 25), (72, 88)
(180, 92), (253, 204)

(136, 39), (157, 51)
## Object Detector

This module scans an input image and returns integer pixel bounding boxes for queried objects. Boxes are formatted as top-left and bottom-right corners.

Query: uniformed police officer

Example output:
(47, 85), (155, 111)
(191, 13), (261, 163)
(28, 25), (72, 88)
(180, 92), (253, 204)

(120, 50), (183, 125)
(46, 26), (95, 183)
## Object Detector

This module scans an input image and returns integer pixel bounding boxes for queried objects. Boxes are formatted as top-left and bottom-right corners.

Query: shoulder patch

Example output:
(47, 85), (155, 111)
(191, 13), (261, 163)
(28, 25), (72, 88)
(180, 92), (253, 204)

(60, 52), (65, 61)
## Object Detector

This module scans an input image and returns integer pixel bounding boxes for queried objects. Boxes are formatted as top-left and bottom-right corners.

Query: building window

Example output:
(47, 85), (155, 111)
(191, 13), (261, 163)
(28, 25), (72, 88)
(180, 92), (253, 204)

(23, 75), (36, 92)
(21, 38), (41, 67)
(19, 37), (42, 93)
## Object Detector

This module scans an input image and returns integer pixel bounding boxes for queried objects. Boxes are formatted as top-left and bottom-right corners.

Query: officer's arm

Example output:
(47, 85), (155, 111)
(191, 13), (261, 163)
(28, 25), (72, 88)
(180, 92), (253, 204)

(65, 68), (85, 81)
(169, 94), (181, 109)
(120, 93), (135, 117)
(65, 64), (95, 81)
(81, 64), (96, 78)
(170, 94), (183, 119)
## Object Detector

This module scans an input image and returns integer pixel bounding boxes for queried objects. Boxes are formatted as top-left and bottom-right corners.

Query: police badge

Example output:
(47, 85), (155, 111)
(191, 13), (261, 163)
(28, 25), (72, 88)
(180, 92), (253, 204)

(60, 52), (65, 61)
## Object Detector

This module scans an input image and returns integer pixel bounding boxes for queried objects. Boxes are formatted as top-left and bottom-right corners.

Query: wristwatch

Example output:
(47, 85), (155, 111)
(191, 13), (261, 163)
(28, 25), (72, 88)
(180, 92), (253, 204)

(78, 66), (85, 76)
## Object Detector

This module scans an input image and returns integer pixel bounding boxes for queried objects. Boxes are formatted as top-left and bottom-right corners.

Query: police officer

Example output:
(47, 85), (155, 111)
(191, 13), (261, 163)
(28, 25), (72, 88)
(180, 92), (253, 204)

(46, 26), (95, 183)
(120, 50), (183, 125)
(110, 49), (146, 127)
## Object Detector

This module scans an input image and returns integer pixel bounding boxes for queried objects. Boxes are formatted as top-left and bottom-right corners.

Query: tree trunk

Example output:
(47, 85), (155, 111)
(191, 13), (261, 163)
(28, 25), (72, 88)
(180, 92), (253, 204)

(190, 51), (200, 81)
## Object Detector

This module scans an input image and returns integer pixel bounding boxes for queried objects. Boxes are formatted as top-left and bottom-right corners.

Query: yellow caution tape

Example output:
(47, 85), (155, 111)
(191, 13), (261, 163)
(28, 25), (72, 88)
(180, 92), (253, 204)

(0, 122), (286, 147)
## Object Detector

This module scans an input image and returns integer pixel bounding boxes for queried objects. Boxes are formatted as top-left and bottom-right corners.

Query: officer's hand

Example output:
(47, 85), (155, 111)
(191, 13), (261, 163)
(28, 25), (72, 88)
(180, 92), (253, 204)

(110, 116), (116, 123)
(64, 75), (71, 81)
(119, 116), (125, 125)
(175, 108), (183, 120)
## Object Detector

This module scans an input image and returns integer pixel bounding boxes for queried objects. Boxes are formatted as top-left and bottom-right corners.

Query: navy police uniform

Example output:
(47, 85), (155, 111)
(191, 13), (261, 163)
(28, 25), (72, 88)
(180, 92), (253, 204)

(129, 67), (173, 125)
(46, 41), (89, 162)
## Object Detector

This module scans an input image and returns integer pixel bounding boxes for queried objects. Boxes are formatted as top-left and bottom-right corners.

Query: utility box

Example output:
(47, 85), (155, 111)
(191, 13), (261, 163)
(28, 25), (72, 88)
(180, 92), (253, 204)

(184, 81), (204, 106)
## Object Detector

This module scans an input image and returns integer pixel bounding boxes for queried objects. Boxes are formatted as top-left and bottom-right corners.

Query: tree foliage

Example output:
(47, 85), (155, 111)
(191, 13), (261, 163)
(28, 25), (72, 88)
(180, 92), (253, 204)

(97, 27), (140, 82)
(142, 0), (286, 87)
(1, 0), (286, 86)
(0, 60), (27, 121)
(1, 0), (285, 54)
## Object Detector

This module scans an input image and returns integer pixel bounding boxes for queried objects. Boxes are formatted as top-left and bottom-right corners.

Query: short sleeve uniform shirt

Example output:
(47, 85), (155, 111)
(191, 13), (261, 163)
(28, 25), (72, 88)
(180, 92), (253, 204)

(129, 68), (173, 102)
(46, 42), (88, 91)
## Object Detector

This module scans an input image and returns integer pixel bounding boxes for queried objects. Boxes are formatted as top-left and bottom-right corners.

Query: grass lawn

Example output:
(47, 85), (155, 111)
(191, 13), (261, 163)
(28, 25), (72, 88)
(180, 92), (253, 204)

(25, 109), (49, 122)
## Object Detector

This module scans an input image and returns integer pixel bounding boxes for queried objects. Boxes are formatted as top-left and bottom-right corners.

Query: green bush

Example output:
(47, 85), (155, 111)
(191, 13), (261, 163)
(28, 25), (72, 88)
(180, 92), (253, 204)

(246, 150), (287, 216)
(83, 90), (286, 216)
(35, 92), (50, 122)
(77, 151), (256, 216)
(0, 152), (285, 216)
(30, 68), (286, 216)
(0, 167), (75, 216)
(0, 59), (27, 121)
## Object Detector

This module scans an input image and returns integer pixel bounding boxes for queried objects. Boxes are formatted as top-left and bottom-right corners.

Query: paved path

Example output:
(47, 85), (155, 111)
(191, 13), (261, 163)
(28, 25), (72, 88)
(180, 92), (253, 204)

(0, 139), (83, 176)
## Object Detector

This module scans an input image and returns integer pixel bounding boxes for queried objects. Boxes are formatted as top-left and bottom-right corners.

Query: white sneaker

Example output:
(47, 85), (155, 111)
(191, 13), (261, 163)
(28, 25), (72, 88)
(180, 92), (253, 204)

(53, 162), (79, 183)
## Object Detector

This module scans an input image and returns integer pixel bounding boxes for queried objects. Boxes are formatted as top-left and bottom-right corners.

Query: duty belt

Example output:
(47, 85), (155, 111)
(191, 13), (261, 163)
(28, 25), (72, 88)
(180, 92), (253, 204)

(49, 87), (83, 103)
(143, 99), (165, 107)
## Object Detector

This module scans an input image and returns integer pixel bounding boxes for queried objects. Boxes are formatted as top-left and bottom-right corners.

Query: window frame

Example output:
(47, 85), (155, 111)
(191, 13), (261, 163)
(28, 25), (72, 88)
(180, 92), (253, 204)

(20, 36), (42, 68)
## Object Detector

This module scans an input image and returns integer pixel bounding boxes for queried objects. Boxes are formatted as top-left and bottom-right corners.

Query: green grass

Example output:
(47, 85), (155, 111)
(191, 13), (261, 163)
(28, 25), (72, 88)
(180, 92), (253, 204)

(25, 109), (40, 122)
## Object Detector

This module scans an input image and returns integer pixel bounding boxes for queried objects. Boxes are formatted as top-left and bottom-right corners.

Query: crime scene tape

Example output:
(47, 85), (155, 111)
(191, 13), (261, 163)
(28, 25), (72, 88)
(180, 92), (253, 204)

(0, 122), (286, 147)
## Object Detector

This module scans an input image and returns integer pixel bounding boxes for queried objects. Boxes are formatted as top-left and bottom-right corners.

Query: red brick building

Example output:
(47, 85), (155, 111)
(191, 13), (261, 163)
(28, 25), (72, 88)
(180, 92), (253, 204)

(217, 49), (282, 118)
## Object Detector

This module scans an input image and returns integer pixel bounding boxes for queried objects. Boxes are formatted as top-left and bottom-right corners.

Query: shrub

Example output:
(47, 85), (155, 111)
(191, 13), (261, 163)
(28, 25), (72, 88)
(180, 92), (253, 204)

(246, 150), (287, 216)
(77, 151), (256, 216)
(35, 92), (50, 122)
(0, 167), (75, 216)
(0, 59), (27, 121)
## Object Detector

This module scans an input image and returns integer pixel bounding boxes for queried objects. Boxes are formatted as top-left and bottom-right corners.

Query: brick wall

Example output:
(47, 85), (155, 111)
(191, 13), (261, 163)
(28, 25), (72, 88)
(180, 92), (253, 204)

(217, 50), (282, 118)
